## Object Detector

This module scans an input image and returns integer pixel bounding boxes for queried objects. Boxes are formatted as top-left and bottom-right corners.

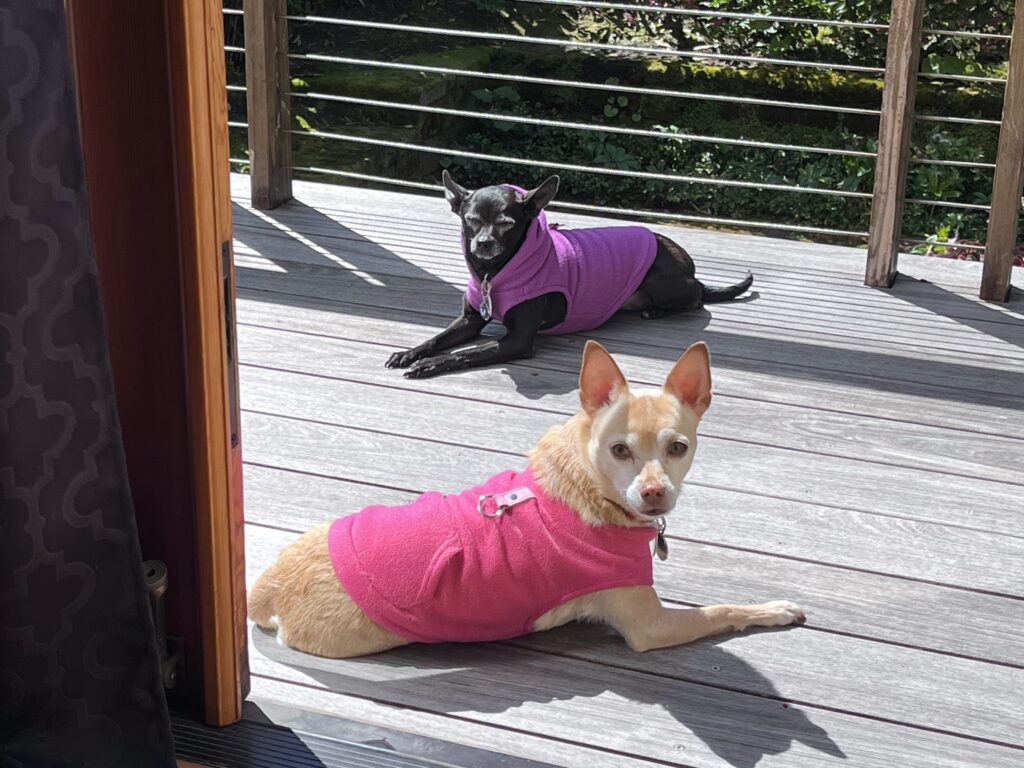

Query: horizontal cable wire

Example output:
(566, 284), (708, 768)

(908, 157), (996, 170)
(290, 92), (877, 157)
(904, 197), (991, 211)
(225, 45), (245, 53)
(920, 27), (1011, 41)
(288, 52), (883, 116)
(514, 0), (889, 30)
(291, 128), (874, 198)
(227, 84), (246, 92)
(900, 237), (987, 251)
(283, 16), (887, 74)
(548, 199), (868, 237)
(228, 121), (248, 129)
(916, 114), (1002, 126)
(291, 165), (869, 238)
(520, 1), (1010, 40)
(224, 3), (1009, 41)
(917, 71), (1006, 84)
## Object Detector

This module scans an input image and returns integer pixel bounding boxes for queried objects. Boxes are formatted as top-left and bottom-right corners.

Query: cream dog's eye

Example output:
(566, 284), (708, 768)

(610, 443), (631, 459)
(668, 441), (689, 457)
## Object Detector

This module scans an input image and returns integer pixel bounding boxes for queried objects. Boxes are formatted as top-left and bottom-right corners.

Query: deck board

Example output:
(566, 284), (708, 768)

(232, 176), (1024, 768)
(237, 321), (1023, 437)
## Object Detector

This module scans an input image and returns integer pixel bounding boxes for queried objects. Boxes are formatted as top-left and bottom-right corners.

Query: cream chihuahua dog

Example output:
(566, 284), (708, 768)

(249, 341), (804, 658)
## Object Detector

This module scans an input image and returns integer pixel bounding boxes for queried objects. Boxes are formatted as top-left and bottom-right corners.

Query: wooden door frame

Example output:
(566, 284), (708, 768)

(165, 0), (248, 726)
(67, 0), (247, 726)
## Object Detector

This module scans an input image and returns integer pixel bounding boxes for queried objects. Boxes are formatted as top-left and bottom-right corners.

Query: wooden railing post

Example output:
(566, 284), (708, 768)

(865, 0), (925, 288)
(981, 0), (1024, 302)
(243, 0), (291, 209)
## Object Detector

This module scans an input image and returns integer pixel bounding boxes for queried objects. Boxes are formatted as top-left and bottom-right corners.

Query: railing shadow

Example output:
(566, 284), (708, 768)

(253, 624), (845, 768)
(886, 276), (1024, 350)
(231, 199), (466, 297)
(228, 196), (1024, 411)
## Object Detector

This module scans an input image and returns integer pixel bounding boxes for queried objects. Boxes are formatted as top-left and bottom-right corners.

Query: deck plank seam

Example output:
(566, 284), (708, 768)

(238, 358), (1024, 443)
(239, 400), (1024, 490)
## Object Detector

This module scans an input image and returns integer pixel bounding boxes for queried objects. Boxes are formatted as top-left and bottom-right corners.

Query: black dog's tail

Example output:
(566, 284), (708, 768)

(700, 270), (753, 303)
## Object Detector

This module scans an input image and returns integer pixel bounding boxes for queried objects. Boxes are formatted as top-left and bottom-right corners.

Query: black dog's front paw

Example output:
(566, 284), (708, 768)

(386, 349), (422, 369)
(404, 357), (447, 379)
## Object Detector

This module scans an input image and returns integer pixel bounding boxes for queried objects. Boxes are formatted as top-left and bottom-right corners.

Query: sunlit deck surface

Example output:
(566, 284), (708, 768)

(232, 174), (1024, 768)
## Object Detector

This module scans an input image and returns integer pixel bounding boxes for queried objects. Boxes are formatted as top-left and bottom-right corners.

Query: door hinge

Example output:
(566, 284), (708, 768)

(145, 559), (185, 689)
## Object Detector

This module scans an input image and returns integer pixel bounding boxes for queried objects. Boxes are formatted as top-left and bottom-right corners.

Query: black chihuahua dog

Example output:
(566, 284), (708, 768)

(386, 172), (753, 378)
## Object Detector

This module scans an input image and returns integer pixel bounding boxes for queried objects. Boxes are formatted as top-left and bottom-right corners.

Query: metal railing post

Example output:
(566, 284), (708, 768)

(981, 0), (1024, 302)
(243, 0), (291, 209)
(864, 0), (925, 288)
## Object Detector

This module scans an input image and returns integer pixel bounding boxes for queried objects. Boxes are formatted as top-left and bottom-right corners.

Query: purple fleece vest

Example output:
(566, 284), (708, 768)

(464, 190), (658, 335)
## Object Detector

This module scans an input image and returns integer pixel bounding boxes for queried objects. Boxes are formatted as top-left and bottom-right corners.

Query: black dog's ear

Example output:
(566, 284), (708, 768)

(442, 170), (471, 214)
(521, 175), (560, 216)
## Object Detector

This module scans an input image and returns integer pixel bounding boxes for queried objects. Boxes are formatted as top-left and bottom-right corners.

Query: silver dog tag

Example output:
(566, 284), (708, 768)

(655, 517), (669, 561)
(479, 275), (492, 322)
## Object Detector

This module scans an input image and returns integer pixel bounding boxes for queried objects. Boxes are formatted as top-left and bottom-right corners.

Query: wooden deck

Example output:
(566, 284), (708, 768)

(231, 174), (1024, 768)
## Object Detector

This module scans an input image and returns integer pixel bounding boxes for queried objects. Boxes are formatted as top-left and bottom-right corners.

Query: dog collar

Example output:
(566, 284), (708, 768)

(602, 496), (669, 561)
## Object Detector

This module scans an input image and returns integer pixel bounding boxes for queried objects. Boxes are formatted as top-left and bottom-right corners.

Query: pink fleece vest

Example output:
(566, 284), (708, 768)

(465, 193), (658, 335)
(328, 469), (656, 643)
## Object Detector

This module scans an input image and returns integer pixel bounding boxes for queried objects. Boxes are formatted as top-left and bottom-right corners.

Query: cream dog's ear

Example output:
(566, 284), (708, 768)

(664, 342), (712, 418)
(579, 340), (628, 415)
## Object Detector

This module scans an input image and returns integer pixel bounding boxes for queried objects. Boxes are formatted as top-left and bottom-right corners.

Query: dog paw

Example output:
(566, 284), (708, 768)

(404, 359), (441, 379)
(386, 350), (418, 369)
(759, 600), (806, 627)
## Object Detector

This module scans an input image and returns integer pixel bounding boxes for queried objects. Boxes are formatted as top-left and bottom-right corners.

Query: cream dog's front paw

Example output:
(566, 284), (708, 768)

(756, 600), (806, 627)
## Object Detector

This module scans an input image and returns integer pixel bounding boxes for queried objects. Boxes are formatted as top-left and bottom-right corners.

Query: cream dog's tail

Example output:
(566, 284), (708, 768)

(247, 564), (282, 629)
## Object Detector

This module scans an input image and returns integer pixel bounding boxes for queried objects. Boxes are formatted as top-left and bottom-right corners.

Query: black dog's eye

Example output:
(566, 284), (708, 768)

(667, 441), (689, 457)
(610, 443), (631, 460)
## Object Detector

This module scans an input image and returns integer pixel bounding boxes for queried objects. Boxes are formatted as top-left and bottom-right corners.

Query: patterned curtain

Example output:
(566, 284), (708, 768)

(0, 2), (176, 765)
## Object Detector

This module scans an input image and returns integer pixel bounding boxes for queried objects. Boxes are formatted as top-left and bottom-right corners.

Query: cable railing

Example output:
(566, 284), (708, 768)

(224, 0), (1023, 301)
(515, 0), (890, 30)
(287, 92), (877, 159)
(287, 51), (884, 116)
(282, 15), (888, 75)
(291, 164), (871, 238)
(516, 0), (1012, 41)
(287, 128), (874, 199)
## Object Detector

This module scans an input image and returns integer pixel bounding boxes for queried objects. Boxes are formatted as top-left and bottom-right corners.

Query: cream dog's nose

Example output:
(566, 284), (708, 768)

(641, 483), (665, 501)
